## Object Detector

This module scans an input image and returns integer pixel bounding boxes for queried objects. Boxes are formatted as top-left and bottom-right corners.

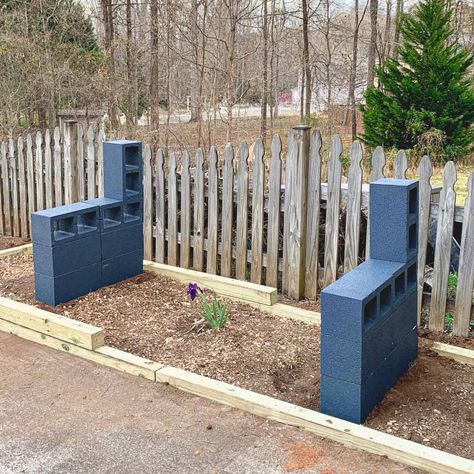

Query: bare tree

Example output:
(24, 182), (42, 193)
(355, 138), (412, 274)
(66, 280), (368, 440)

(367, 0), (378, 87)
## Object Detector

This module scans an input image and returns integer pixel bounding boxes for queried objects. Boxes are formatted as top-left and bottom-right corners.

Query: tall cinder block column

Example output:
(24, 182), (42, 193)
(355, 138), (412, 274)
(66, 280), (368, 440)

(370, 179), (418, 263)
(32, 202), (101, 306)
(101, 140), (144, 286)
(320, 179), (419, 424)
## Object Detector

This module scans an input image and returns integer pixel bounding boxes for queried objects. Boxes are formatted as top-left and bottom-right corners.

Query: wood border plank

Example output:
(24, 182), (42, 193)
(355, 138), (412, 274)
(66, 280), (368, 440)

(155, 365), (474, 474)
(0, 242), (32, 258)
(0, 296), (104, 350)
(144, 260), (277, 306)
(0, 319), (161, 380)
(431, 342), (474, 367)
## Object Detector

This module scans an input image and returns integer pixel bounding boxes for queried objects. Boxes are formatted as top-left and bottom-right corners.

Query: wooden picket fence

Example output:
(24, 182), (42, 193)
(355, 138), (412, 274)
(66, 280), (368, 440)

(0, 123), (473, 337)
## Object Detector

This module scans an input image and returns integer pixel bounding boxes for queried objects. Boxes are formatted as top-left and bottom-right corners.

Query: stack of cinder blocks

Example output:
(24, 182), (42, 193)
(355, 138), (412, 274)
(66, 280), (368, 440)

(320, 179), (419, 424)
(33, 140), (143, 306)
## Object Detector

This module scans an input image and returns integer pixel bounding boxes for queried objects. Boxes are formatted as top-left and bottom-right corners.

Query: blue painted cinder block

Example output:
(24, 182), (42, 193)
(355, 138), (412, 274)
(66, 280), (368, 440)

(100, 223), (144, 260)
(320, 178), (419, 424)
(33, 234), (101, 277)
(320, 327), (418, 423)
(123, 199), (143, 226)
(103, 141), (142, 202)
(320, 287), (417, 384)
(31, 202), (99, 247)
(33, 139), (144, 306)
(101, 249), (144, 287)
(370, 179), (419, 263)
(321, 258), (405, 343)
(34, 264), (100, 306)
(84, 197), (124, 233)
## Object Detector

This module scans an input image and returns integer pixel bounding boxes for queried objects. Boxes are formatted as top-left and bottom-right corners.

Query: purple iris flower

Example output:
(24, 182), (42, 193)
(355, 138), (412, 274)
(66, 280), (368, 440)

(187, 282), (202, 301)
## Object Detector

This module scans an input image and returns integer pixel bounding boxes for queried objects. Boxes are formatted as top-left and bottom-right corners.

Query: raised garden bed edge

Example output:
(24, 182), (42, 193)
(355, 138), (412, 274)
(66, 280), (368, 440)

(0, 243), (473, 474)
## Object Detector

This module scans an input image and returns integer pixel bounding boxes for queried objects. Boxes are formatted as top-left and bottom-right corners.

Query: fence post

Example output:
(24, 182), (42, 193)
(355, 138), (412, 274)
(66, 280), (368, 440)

(64, 120), (78, 204)
(285, 125), (311, 299)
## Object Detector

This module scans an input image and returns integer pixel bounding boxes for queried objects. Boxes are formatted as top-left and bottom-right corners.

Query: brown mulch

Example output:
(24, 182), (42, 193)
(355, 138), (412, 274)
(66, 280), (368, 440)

(0, 253), (473, 460)
(0, 236), (29, 251)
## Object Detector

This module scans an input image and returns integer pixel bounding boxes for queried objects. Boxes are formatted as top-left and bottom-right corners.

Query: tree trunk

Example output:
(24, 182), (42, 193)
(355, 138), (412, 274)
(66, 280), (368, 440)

(367, 0), (378, 88)
(349, 0), (360, 140)
(260, 0), (269, 139)
(100, 0), (119, 129)
(302, 0), (311, 117)
(190, 0), (200, 123)
(125, 0), (135, 132)
(393, 0), (403, 60)
(149, 0), (160, 142)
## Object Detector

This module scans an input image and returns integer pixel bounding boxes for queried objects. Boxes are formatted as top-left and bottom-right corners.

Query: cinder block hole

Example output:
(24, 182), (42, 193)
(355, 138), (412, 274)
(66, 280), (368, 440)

(125, 146), (140, 167)
(125, 171), (140, 197)
(53, 217), (75, 241)
(104, 206), (122, 228)
(364, 296), (377, 327)
(380, 284), (392, 316)
(407, 263), (416, 289)
(124, 202), (141, 223)
(395, 273), (405, 299)
(409, 188), (418, 215)
(77, 211), (98, 234)
(408, 222), (417, 249)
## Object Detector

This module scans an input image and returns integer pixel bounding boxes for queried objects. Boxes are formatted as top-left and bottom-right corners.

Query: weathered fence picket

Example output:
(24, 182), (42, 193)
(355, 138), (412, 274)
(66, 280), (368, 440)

(417, 156), (433, 323)
(0, 124), (472, 336)
(304, 130), (322, 298)
(180, 150), (191, 269)
(207, 147), (218, 275)
(17, 137), (28, 238)
(193, 149), (205, 271)
(1, 142), (11, 235)
(87, 126), (96, 200)
(167, 153), (178, 266)
(430, 162), (457, 331)
(155, 149), (165, 263)
(344, 140), (363, 273)
(323, 136), (343, 288)
(266, 135), (282, 289)
(250, 138), (265, 284)
(44, 130), (53, 210)
(454, 171), (474, 337)
(143, 145), (153, 261)
(221, 144), (234, 278)
(235, 142), (249, 281)
(53, 127), (62, 207)
(9, 138), (19, 237)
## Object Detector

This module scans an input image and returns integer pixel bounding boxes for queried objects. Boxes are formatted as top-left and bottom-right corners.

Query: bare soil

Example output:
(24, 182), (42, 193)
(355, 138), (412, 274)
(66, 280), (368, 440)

(0, 252), (473, 460)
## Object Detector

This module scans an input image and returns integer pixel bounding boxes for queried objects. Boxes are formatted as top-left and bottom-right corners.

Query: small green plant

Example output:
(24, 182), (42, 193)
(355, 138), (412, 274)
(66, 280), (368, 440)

(444, 312), (454, 331)
(447, 272), (458, 299)
(187, 283), (229, 331)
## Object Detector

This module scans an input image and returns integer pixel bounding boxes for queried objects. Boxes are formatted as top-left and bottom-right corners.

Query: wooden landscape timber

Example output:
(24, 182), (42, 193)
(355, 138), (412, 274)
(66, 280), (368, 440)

(143, 260), (278, 306)
(0, 242), (32, 258)
(0, 318), (161, 380)
(0, 296), (104, 350)
(155, 366), (474, 474)
(431, 342), (474, 367)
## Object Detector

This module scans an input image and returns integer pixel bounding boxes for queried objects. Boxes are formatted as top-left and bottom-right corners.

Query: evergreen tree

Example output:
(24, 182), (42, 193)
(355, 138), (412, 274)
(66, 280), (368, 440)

(360, 0), (474, 161)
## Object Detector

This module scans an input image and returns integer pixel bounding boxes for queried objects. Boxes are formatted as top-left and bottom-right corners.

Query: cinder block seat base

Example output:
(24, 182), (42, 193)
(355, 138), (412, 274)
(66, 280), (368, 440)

(321, 327), (418, 424)
(35, 264), (101, 307)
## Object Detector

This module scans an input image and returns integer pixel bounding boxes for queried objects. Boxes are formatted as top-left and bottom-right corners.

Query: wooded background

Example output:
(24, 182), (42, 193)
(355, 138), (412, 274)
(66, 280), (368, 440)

(2, 0), (474, 150)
